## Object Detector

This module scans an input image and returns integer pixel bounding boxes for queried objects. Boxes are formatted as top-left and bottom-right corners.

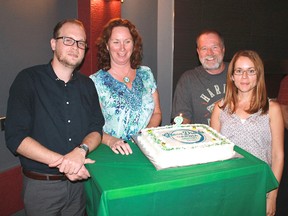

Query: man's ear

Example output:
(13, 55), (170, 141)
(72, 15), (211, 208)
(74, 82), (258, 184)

(196, 48), (200, 56)
(51, 38), (56, 51)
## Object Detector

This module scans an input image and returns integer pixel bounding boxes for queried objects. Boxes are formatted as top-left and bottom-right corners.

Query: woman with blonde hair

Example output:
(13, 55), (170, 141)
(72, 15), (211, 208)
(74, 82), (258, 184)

(211, 50), (284, 216)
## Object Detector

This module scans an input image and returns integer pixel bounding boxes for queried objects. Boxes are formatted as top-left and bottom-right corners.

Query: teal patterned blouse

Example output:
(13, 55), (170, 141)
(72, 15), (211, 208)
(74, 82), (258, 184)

(90, 66), (157, 140)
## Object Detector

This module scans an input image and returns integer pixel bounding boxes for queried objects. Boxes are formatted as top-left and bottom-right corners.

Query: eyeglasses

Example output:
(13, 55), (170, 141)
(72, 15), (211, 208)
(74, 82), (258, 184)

(234, 68), (257, 76)
(56, 36), (87, 50)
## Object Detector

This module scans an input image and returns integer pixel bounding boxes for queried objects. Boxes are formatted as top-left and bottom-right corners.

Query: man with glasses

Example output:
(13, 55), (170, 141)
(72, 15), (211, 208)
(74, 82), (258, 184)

(5, 19), (104, 215)
(172, 29), (227, 125)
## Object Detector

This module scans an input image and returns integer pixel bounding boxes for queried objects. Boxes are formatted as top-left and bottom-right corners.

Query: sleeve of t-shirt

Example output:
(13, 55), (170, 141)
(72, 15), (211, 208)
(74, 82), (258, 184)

(171, 71), (193, 121)
(278, 75), (288, 105)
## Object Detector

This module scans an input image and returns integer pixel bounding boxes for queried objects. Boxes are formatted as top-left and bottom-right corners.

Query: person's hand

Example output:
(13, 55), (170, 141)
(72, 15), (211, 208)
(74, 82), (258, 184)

(266, 193), (276, 216)
(65, 164), (92, 181)
(108, 137), (133, 155)
(49, 147), (95, 174)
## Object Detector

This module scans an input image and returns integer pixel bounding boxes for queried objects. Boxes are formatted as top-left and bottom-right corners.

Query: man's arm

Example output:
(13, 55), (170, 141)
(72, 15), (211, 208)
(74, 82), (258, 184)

(49, 131), (102, 180)
(16, 137), (63, 165)
(277, 75), (288, 130)
(81, 131), (102, 153)
(171, 73), (193, 123)
(16, 134), (99, 182)
(280, 104), (288, 129)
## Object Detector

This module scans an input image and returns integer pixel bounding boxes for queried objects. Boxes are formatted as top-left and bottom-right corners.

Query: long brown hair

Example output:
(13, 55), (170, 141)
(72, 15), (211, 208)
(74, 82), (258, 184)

(221, 50), (268, 114)
(96, 18), (143, 71)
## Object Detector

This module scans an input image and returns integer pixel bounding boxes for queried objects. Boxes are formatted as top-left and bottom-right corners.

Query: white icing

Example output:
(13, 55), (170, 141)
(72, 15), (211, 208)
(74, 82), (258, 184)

(136, 124), (235, 170)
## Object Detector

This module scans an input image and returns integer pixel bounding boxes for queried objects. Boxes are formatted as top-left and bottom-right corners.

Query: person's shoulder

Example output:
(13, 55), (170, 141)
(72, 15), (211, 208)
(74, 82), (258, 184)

(269, 99), (280, 108)
(213, 100), (224, 114)
(90, 69), (105, 78)
(268, 99), (284, 127)
(89, 69), (106, 82)
(16, 63), (49, 79)
(137, 66), (155, 78)
(269, 99), (282, 113)
(11, 64), (49, 88)
(187, 65), (206, 74)
(222, 62), (230, 73)
(21, 63), (48, 72)
(215, 99), (224, 107)
(138, 66), (152, 73)
(77, 72), (94, 85)
(178, 66), (203, 81)
(223, 62), (230, 67)
(281, 74), (288, 83)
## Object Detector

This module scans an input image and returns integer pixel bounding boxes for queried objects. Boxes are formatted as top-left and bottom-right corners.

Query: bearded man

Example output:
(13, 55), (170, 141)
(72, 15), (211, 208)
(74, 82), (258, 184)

(172, 29), (227, 125)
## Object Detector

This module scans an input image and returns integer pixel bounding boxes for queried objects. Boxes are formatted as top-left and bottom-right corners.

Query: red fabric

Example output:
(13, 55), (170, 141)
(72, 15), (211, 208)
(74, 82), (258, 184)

(278, 75), (288, 105)
(78, 0), (121, 76)
(0, 166), (24, 216)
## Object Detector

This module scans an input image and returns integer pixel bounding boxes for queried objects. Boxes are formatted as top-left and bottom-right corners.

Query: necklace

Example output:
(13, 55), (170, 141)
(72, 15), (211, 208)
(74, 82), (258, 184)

(122, 69), (131, 84)
(110, 69), (131, 84)
(123, 76), (130, 83)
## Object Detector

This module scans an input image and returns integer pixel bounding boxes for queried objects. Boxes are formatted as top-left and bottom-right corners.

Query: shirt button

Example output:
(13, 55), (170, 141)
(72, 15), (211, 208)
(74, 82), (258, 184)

(66, 101), (69, 105)
(68, 120), (71, 123)
(68, 138), (72, 142)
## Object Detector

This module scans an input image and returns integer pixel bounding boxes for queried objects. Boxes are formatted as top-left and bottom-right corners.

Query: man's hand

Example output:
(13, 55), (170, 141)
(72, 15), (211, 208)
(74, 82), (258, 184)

(65, 164), (92, 181)
(49, 147), (95, 174)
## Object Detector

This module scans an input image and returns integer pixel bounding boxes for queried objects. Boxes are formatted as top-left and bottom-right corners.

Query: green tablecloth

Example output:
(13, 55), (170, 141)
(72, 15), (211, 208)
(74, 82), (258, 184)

(85, 143), (278, 216)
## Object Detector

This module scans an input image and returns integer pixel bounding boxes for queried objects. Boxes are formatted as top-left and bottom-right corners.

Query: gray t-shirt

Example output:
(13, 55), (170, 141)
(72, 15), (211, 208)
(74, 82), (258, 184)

(172, 63), (228, 125)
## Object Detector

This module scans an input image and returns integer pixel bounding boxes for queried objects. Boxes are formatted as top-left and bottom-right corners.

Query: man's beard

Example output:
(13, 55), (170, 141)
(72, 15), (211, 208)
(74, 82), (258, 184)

(55, 50), (83, 69)
(200, 55), (223, 70)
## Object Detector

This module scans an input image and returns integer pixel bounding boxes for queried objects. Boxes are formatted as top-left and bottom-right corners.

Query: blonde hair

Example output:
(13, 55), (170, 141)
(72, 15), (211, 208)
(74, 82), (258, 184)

(221, 50), (268, 114)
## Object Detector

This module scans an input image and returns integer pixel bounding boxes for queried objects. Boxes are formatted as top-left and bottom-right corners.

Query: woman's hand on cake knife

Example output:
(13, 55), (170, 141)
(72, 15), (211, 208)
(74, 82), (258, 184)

(108, 137), (133, 155)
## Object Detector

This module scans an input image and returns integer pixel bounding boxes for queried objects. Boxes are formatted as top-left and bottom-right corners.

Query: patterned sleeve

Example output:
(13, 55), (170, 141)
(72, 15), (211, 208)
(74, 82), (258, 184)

(140, 66), (157, 94)
(89, 70), (105, 102)
(278, 75), (288, 105)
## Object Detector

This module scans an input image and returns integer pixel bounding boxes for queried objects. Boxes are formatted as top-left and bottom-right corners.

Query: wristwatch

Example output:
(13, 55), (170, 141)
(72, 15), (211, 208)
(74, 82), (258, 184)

(78, 143), (89, 157)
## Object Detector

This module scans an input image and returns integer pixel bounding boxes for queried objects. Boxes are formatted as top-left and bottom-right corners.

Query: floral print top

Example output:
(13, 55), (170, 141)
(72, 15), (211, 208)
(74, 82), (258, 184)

(90, 66), (157, 140)
(220, 107), (272, 166)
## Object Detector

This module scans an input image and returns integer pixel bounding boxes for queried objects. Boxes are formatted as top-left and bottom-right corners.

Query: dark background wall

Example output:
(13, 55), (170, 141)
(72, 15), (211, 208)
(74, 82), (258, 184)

(173, 0), (288, 98)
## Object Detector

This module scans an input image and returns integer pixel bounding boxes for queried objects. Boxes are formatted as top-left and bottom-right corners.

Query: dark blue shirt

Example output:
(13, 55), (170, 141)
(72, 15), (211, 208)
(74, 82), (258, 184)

(5, 62), (104, 174)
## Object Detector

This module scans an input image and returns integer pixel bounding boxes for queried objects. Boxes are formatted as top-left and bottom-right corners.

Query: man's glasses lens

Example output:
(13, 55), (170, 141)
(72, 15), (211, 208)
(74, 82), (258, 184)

(56, 36), (87, 50)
